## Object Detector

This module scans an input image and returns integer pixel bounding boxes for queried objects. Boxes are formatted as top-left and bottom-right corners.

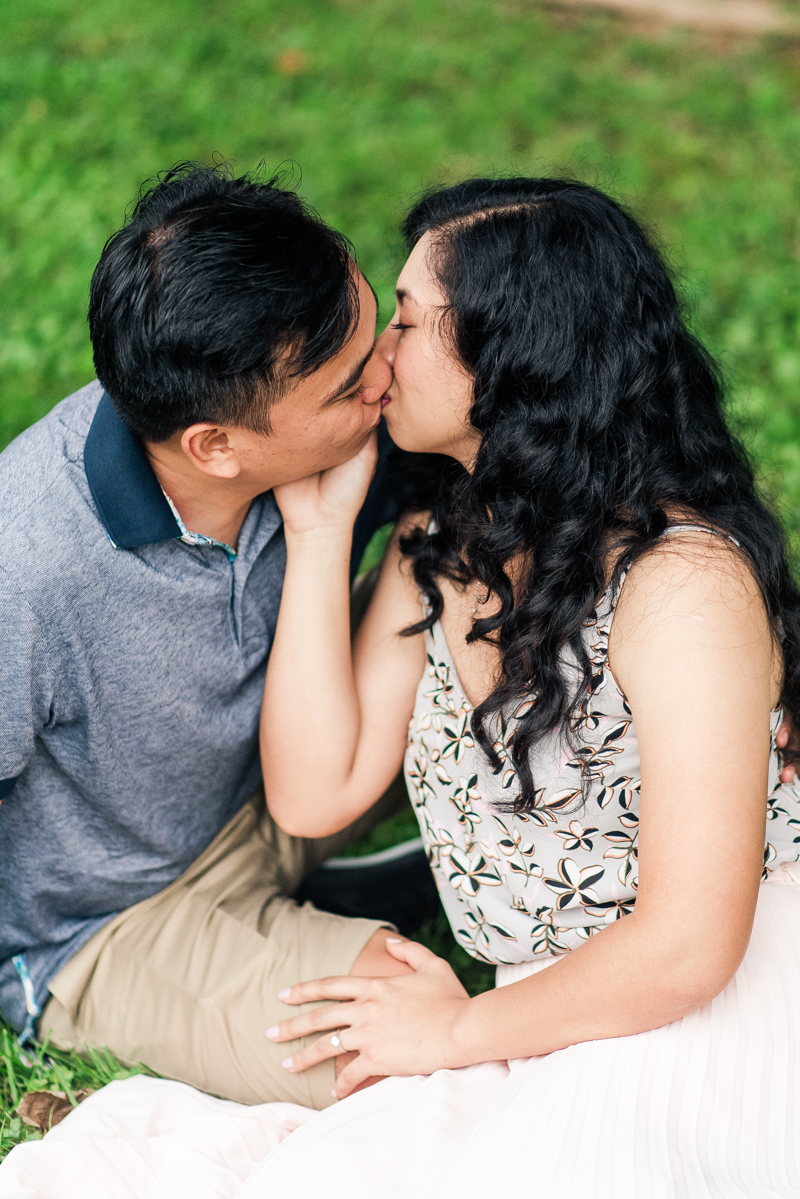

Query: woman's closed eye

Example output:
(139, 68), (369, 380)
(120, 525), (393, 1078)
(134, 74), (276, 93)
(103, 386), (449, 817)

(390, 321), (411, 332)
(337, 382), (367, 403)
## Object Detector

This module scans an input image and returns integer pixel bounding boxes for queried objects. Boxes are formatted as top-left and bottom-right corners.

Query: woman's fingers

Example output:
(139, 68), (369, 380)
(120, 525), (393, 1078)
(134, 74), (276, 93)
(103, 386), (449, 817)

(383, 937), (443, 971)
(331, 1055), (381, 1100)
(279, 1029), (360, 1075)
(265, 998), (358, 1045)
(777, 718), (799, 783)
(278, 975), (367, 1006)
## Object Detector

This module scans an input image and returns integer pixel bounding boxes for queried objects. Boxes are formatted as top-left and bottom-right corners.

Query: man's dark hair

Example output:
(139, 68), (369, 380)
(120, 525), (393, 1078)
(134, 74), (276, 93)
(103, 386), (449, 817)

(88, 161), (360, 441)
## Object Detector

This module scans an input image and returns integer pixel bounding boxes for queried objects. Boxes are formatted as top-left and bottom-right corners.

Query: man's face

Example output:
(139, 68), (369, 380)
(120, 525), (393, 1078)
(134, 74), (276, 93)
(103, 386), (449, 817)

(230, 270), (391, 489)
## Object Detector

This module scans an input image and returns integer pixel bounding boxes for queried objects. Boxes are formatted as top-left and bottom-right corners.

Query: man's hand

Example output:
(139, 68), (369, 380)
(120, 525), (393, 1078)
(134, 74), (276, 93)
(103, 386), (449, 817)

(273, 430), (378, 538)
(777, 716), (800, 784)
(265, 938), (472, 1099)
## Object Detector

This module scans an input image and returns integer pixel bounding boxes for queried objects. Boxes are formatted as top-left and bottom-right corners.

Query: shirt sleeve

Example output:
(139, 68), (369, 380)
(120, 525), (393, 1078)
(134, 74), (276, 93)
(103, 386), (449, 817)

(0, 566), (54, 793)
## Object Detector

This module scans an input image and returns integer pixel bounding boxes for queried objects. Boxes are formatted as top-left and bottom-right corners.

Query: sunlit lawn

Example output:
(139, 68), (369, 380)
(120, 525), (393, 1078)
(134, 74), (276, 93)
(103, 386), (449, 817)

(1, 0), (799, 1158)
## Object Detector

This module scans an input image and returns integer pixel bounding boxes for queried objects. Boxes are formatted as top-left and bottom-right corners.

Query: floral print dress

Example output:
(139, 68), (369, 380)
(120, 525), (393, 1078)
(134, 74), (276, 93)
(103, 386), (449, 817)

(404, 532), (800, 967)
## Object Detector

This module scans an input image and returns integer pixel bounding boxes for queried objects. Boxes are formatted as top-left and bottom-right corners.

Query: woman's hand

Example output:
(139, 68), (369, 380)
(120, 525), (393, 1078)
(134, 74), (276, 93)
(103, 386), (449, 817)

(273, 430), (378, 538)
(265, 938), (472, 1098)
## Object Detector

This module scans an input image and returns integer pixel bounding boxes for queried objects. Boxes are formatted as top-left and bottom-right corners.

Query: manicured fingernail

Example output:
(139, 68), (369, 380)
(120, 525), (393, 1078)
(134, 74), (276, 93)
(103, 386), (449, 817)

(265, 1025), (280, 1040)
(281, 1057), (294, 1070)
(331, 1089), (338, 1099)
(277, 988), (291, 1000)
(386, 937), (402, 943)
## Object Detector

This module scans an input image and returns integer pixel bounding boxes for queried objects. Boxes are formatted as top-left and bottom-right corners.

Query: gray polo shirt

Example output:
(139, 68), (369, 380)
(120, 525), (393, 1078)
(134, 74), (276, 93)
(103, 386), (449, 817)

(0, 380), (399, 1033)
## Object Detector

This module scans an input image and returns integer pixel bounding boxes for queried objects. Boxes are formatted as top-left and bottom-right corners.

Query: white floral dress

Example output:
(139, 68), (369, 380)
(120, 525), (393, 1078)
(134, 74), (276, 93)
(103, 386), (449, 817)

(405, 530), (800, 968)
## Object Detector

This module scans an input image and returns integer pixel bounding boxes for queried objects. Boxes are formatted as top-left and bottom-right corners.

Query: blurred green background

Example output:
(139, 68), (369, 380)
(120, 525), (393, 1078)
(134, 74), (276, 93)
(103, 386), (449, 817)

(2, 0), (800, 538)
(1, 0), (799, 1154)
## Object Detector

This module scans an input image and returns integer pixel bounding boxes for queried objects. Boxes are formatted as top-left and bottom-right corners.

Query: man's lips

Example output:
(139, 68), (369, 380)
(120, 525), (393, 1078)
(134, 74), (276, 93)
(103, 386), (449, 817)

(380, 392), (392, 408)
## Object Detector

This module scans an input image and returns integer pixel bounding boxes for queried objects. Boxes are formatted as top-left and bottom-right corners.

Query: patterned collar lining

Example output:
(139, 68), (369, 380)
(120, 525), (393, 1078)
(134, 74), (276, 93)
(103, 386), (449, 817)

(161, 491), (237, 562)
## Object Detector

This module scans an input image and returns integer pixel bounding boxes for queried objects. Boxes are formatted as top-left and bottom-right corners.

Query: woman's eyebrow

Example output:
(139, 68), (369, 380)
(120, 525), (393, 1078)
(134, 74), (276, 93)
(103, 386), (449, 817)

(395, 288), (414, 304)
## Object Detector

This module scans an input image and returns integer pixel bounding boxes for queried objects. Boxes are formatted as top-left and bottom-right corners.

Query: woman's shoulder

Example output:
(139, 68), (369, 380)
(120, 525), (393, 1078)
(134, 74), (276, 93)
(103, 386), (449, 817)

(607, 527), (780, 706)
(615, 527), (764, 623)
(382, 509), (434, 578)
(369, 509), (432, 614)
(393, 508), (433, 540)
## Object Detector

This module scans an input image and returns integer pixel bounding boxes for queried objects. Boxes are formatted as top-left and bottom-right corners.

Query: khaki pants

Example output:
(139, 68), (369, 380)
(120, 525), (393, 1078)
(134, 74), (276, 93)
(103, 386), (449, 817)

(40, 779), (404, 1110)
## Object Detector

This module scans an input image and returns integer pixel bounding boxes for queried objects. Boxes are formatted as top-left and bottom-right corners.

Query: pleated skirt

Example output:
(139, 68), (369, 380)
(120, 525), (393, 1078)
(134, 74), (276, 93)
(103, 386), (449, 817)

(3, 867), (800, 1199)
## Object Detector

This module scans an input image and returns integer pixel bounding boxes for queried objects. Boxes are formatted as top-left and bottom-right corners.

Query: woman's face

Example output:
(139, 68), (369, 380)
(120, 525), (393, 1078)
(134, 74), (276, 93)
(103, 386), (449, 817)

(375, 232), (481, 467)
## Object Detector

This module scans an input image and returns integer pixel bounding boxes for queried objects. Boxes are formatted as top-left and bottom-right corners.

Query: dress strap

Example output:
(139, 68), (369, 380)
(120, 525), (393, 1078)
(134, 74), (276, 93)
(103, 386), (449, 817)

(606, 523), (741, 621)
(660, 522), (741, 548)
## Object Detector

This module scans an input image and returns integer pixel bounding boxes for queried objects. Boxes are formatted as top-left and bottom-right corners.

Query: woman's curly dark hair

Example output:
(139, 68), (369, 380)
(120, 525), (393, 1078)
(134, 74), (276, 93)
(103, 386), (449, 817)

(398, 176), (800, 813)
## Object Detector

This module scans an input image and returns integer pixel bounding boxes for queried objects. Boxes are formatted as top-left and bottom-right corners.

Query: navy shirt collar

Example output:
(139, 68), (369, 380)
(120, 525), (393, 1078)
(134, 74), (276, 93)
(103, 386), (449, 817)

(83, 392), (182, 549)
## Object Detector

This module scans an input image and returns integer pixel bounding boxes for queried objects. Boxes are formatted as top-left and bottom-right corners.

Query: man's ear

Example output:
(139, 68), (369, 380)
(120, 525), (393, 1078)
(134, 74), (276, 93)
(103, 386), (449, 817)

(180, 424), (242, 479)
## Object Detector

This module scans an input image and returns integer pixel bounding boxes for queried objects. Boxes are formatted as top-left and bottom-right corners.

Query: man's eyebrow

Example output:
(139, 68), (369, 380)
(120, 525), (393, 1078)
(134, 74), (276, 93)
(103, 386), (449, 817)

(321, 347), (375, 406)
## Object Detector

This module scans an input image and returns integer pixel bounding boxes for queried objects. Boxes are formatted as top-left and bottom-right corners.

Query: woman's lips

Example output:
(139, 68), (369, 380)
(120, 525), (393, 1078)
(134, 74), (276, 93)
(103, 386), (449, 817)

(380, 392), (392, 408)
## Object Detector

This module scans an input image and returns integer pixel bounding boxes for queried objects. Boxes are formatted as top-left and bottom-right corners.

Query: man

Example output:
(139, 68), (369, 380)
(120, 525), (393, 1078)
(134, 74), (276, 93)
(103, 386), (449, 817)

(0, 162), (424, 1111)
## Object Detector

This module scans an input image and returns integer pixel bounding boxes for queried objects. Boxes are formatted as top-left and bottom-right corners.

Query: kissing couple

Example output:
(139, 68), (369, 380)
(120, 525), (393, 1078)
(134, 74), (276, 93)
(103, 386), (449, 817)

(2, 163), (800, 1197)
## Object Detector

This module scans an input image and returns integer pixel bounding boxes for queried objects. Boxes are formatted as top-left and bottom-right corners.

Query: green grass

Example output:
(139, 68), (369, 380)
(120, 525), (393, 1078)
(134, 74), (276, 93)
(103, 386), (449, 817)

(2, 0), (800, 546)
(0, 1027), (153, 1160)
(2, 0), (800, 1161)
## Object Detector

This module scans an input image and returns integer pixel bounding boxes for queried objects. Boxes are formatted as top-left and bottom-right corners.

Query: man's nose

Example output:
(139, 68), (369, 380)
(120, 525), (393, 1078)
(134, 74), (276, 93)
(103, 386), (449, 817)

(362, 348), (393, 401)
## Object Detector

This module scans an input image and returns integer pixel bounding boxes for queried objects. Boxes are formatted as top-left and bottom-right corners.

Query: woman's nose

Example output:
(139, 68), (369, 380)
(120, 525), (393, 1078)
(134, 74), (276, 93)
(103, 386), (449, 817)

(374, 324), (396, 365)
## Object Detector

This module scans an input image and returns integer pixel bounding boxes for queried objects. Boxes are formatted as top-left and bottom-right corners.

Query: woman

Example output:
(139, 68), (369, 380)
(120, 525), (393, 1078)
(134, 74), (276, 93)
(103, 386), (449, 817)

(254, 177), (800, 1195)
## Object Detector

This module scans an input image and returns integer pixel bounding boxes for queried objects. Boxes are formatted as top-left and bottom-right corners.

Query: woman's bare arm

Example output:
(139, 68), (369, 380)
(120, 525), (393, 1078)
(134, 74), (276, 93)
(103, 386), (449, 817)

(261, 439), (426, 837)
